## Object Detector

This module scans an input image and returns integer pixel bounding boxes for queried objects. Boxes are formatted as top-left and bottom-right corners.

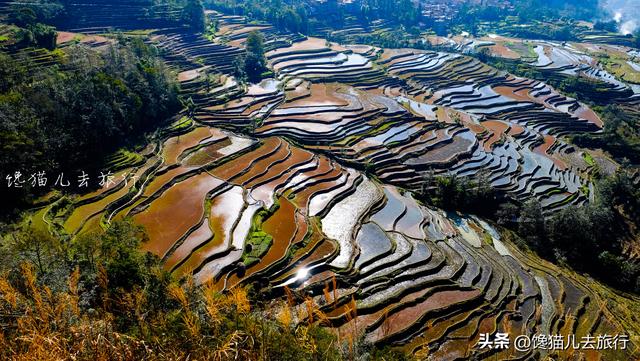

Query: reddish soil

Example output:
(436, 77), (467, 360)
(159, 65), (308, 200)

(244, 147), (314, 189)
(165, 219), (213, 270)
(210, 138), (281, 180)
(534, 134), (567, 169)
(508, 123), (525, 136)
(205, 96), (254, 111)
(57, 31), (78, 44)
(181, 139), (233, 168)
(489, 44), (520, 59)
(228, 198), (308, 287)
(163, 127), (219, 165)
(56, 31), (110, 45)
(493, 84), (534, 102)
(170, 186), (245, 276)
(178, 68), (203, 82)
(482, 120), (510, 150)
(76, 168), (130, 201)
(378, 48), (411, 63)
(574, 107), (603, 128)
(291, 165), (343, 211)
(283, 83), (350, 107)
(267, 37), (329, 58)
(232, 143), (291, 186)
(136, 172), (224, 257)
(368, 289), (481, 342)
(143, 166), (191, 198)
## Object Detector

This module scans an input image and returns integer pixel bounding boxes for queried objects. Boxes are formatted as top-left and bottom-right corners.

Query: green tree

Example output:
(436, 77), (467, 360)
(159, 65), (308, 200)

(0, 40), (179, 215)
(243, 31), (268, 83)
(518, 199), (546, 252)
(9, 0), (64, 27)
(183, 0), (206, 32)
(29, 23), (57, 50)
(9, 7), (37, 27)
(99, 220), (149, 290)
(594, 20), (618, 33)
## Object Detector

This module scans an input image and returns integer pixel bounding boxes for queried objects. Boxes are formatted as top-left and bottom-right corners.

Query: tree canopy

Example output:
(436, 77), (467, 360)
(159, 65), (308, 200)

(0, 38), (180, 214)
(234, 31), (269, 83)
(183, 0), (206, 32)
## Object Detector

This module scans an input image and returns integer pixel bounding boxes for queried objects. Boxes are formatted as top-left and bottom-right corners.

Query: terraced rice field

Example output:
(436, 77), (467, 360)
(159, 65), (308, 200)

(447, 34), (640, 99)
(39, 10), (640, 359)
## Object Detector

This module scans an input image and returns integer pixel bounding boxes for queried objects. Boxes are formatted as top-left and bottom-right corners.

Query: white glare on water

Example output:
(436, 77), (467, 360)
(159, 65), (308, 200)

(296, 267), (309, 281)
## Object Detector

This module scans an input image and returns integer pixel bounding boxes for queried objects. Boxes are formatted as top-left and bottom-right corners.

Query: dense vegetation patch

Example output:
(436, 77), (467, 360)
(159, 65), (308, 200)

(0, 219), (410, 360)
(417, 171), (501, 217)
(207, 0), (312, 34)
(573, 105), (640, 164)
(6, 0), (207, 33)
(206, 0), (608, 43)
(0, 38), (180, 215)
(501, 171), (640, 292)
(233, 31), (270, 83)
(419, 170), (640, 293)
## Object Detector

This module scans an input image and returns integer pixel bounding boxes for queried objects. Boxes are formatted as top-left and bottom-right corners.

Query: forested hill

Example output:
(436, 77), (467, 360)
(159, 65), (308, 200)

(0, 0), (206, 32)
(204, 0), (633, 48)
(0, 0), (193, 216)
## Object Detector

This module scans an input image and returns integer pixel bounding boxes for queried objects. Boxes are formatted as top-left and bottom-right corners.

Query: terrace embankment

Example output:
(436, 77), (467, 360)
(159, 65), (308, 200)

(36, 10), (640, 359)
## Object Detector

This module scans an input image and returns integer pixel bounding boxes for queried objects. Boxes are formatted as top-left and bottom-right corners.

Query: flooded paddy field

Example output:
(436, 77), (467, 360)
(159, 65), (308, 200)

(35, 10), (640, 360)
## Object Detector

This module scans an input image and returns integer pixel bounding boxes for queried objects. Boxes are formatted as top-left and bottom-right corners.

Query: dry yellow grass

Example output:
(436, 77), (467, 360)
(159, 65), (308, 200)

(0, 263), (348, 361)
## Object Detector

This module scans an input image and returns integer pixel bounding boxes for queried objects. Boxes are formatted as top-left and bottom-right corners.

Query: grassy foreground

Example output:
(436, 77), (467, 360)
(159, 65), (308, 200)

(0, 220), (406, 361)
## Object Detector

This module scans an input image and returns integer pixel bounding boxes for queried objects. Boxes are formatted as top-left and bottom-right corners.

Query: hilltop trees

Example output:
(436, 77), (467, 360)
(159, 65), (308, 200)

(419, 172), (499, 216)
(8, 0), (64, 26)
(183, 0), (206, 32)
(17, 23), (57, 49)
(234, 31), (269, 83)
(7, 1), (60, 49)
(516, 199), (546, 251)
(207, 0), (310, 33)
(8, 0), (207, 34)
(420, 168), (640, 293)
(207, 0), (422, 34)
(273, 6), (309, 34)
(357, 0), (421, 27)
(0, 39), (179, 214)
(245, 31), (267, 80)
(594, 20), (618, 33)
(512, 0), (598, 21)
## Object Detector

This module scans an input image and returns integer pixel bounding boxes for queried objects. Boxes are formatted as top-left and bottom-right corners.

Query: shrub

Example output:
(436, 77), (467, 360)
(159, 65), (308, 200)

(0, 220), (402, 360)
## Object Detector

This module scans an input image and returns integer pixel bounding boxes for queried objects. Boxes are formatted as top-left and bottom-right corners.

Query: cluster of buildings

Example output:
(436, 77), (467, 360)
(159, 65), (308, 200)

(421, 0), (515, 23)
